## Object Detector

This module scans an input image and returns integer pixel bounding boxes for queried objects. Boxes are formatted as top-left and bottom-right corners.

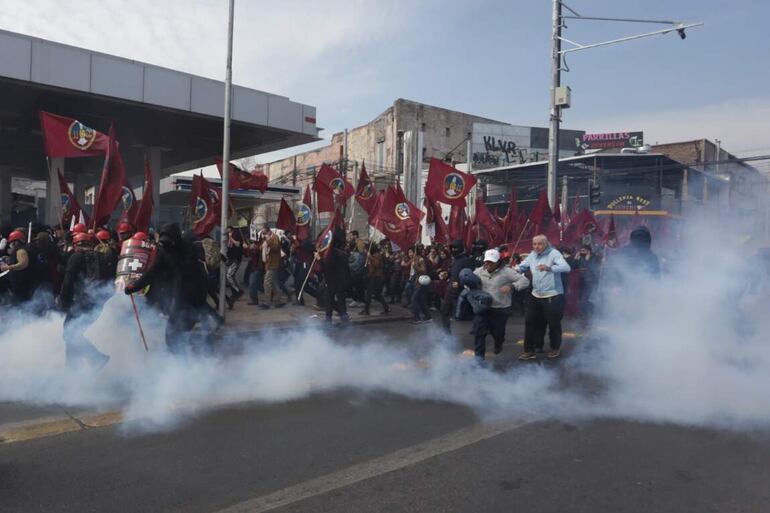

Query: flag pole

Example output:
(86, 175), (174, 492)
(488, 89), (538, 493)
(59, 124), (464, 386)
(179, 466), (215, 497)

(512, 219), (531, 253)
(129, 294), (149, 352)
(297, 254), (318, 302)
(218, 0), (235, 319)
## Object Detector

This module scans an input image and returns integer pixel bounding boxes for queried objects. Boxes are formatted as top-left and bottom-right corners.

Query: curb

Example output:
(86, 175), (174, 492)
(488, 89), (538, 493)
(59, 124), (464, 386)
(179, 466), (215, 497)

(223, 312), (413, 336)
(0, 410), (123, 444)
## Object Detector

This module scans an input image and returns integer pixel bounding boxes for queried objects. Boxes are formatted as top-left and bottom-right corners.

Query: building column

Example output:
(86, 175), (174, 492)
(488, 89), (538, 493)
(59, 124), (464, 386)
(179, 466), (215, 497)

(147, 148), (162, 229)
(45, 158), (64, 226)
(0, 167), (12, 227)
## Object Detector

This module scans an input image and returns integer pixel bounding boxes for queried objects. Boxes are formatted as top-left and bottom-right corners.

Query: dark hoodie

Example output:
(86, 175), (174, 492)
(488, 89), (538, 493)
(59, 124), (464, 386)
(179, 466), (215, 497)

(611, 227), (660, 281)
(128, 223), (208, 313)
(319, 228), (351, 292)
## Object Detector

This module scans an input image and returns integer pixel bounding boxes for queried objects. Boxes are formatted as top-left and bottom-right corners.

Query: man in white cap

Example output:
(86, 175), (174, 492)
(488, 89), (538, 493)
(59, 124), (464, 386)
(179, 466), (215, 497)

(472, 248), (529, 359)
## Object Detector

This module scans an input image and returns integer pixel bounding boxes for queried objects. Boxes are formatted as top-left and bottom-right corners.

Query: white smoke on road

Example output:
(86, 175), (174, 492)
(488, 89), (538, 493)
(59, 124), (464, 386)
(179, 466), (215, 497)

(1, 210), (769, 433)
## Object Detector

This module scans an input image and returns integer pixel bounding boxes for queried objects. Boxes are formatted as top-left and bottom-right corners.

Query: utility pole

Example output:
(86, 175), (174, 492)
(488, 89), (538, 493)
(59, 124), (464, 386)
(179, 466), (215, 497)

(218, 0), (235, 319)
(547, 0), (562, 210)
(545, 1), (702, 211)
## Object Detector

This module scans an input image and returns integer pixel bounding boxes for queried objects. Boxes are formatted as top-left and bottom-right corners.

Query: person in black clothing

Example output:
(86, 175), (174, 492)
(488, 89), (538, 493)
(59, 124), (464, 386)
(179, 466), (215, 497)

(124, 223), (214, 354)
(440, 239), (477, 334)
(575, 244), (600, 319)
(605, 226), (660, 289)
(58, 232), (111, 368)
(1, 230), (36, 304)
(317, 228), (351, 325)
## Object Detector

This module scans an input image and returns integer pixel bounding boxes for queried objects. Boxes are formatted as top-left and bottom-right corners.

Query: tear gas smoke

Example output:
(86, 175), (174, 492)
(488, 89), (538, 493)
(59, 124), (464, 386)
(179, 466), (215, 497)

(0, 211), (769, 434)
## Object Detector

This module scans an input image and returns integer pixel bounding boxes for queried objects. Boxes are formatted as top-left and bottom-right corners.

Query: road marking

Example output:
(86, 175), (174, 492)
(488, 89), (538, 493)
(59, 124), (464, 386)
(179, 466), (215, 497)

(0, 410), (123, 444)
(213, 419), (530, 513)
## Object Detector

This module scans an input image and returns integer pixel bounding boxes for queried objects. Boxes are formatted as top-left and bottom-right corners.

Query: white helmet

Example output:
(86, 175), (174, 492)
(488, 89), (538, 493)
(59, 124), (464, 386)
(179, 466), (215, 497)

(418, 274), (432, 286)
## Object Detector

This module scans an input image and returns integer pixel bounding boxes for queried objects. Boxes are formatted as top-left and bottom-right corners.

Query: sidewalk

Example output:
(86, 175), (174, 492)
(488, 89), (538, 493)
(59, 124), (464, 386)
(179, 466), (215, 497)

(223, 296), (414, 335)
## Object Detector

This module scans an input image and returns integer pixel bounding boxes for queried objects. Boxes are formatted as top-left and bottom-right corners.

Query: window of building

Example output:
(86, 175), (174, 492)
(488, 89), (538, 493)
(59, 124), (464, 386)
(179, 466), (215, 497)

(421, 123), (426, 132)
(445, 127), (451, 138)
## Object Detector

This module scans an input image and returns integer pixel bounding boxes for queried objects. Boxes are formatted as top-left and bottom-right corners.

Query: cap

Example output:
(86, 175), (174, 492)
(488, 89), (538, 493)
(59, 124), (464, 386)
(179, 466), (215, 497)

(95, 230), (111, 242)
(483, 249), (501, 263)
(117, 222), (134, 234)
(72, 223), (87, 234)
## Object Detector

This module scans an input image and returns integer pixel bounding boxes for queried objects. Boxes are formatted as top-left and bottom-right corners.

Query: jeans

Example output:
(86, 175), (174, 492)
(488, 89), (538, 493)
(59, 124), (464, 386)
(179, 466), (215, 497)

(248, 271), (261, 303)
(472, 308), (509, 358)
(364, 275), (388, 313)
(264, 268), (289, 305)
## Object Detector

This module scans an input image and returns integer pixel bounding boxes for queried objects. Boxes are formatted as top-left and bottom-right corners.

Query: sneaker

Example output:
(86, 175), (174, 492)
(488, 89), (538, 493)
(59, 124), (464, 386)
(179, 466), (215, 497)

(274, 303), (287, 308)
(493, 341), (503, 355)
(410, 319), (422, 325)
(258, 304), (270, 310)
(420, 318), (433, 324)
(547, 349), (561, 359)
(518, 352), (537, 361)
(359, 310), (370, 316)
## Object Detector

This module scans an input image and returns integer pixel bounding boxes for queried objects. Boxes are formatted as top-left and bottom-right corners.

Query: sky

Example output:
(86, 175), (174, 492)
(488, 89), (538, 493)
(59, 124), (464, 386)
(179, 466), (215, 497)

(2, 0), (769, 169)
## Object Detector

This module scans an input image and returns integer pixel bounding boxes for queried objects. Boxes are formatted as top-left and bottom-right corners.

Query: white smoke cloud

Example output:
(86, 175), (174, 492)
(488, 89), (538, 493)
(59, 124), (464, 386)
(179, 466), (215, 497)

(2, 212), (770, 434)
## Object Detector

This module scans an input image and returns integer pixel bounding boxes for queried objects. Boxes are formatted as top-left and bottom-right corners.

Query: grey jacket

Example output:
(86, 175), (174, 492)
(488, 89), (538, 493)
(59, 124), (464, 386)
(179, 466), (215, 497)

(474, 265), (530, 309)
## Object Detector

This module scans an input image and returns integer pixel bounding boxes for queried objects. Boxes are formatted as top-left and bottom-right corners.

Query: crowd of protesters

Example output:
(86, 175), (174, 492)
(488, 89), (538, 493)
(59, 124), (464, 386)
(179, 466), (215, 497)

(0, 215), (662, 364)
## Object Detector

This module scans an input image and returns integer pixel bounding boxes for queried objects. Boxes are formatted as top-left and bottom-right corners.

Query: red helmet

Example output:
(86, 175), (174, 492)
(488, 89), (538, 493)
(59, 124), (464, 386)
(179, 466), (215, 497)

(73, 232), (94, 245)
(8, 230), (25, 243)
(117, 222), (134, 234)
(132, 232), (149, 241)
(96, 230), (111, 242)
(72, 223), (87, 234)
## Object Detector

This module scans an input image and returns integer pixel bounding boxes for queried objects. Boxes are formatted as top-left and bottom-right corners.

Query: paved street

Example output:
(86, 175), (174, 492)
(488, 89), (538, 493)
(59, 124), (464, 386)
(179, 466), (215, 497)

(2, 320), (769, 513)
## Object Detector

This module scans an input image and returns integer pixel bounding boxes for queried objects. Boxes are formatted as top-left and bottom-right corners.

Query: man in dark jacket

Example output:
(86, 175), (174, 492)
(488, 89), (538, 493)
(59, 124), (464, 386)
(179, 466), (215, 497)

(318, 228), (351, 325)
(124, 223), (212, 354)
(440, 239), (477, 334)
(606, 226), (660, 287)
(58, 232), (111, 368)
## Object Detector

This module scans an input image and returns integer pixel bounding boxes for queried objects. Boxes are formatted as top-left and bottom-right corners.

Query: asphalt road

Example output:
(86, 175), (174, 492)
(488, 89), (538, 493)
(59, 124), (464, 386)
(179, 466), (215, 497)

(2, 320), (769, 513)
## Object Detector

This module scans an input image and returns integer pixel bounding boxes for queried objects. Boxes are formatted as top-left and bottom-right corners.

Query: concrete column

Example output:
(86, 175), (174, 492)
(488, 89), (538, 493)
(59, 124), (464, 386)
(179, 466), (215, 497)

(45, 158), (64, 226)
(147, 148), (162, 229)
(0, 167), (12, 227)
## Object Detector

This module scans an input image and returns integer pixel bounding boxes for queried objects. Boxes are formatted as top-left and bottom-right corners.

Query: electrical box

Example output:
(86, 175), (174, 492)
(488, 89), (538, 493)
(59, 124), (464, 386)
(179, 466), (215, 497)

(554, 86), (571, 108)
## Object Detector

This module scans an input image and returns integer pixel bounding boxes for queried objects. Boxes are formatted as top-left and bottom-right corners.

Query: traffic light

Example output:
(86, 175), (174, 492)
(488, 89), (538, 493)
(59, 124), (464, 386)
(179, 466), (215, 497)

(589, 181), (601, 206)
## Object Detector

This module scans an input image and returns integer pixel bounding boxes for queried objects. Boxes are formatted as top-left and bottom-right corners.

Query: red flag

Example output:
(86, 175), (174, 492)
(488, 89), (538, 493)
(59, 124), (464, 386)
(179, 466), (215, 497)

(119, 177), (138, 225)
(315, 210), (339, 260)
(464, 215), (478, 252)
(602, 214), (618, 248)
(295, 186), (313, 241)
(529, 190), (553, 228)
(39, 111), (109, 158)
(57, 169), (90, 227)
(314, 164), (354, 213)
(424, 196), (448, 245)
(448, 204), (468, 242)
(354, 163), (378, 216)
(563, 208), (602, 246)
(501, 185), (519, 243)
(376, 217), (417, 251)
(91, 124), (126, 227)
(132, 158), (154, 233)
(215, 158), (268, 192)
(376, 184), (423, 227)
(189, 174), (223, 237)
(475, 198), (505, 247)
(424, 158), (477, 206)
(276, 198), (297, 233)
(553, 196), (562, 224)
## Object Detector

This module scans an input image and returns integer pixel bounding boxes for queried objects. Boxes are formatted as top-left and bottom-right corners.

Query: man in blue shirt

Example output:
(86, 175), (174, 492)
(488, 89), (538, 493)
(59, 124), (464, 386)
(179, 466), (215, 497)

(517, 234), (571, 360)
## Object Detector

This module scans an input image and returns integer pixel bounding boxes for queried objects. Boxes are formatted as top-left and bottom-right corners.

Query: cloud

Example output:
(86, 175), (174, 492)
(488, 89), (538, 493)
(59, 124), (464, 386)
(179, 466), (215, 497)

(0, 0), (407, 96)
(576, 98), (770, 158)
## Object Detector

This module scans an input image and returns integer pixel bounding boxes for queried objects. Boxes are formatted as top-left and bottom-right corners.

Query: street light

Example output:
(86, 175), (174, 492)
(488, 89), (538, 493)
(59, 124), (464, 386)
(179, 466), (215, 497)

(546, 1), (703, 209)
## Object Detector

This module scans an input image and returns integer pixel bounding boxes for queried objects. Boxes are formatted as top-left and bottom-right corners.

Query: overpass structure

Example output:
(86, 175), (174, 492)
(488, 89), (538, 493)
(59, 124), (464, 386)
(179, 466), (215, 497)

(0, 28), (319, 228)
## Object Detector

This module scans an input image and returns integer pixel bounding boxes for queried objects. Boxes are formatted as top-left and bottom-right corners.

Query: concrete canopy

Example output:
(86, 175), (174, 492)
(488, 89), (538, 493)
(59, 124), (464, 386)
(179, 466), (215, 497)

(0, 28), (319, 226)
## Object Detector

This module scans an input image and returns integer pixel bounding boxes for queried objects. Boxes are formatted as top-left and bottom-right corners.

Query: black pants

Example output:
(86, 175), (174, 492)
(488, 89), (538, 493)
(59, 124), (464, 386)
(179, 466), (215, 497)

(473, 308), (509, 358)
(411, 286), (431, 321)
(440, 288), (460, 333)
(364, 276), (388, 313)
(324, 286), (349, 321)
(524, 295), (565, 353)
